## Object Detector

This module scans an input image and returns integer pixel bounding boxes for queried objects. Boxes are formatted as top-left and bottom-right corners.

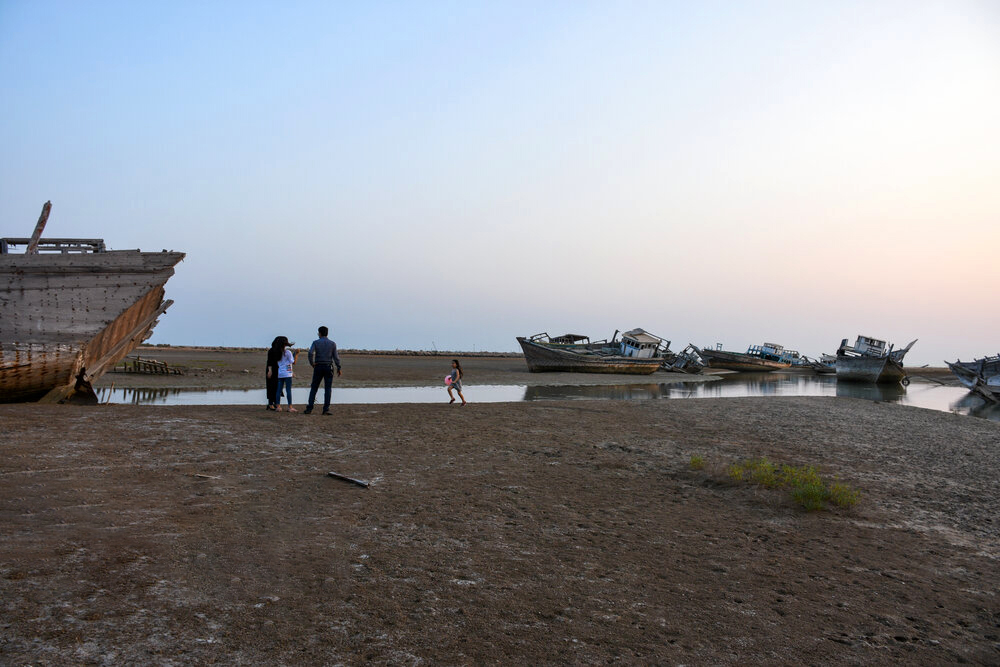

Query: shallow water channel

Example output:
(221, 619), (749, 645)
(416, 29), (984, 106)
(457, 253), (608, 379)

(96, 372), (1000, 422)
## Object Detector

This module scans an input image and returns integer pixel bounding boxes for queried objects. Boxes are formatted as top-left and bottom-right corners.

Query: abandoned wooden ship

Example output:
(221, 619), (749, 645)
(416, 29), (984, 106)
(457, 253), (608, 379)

(0, 203), (185, 403)
(803, 353), (837, 375)
(945, 354), (1000, 402)
(662, 344), (706, 374)
(834, 335), (916, 384)
(691, 342), (794, 372)
(517, 329), (671, 374)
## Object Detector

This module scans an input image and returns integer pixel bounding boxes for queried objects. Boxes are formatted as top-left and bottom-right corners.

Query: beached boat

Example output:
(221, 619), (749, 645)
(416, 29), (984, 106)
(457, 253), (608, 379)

(517, 328), (670, 374)
(691, 342), (793, 372)
(1, 203), (184, 403)
(945, 355), (1000, 402)
(834, 335), (916, 384)
(662, 344), (706, 374)
(802, 353), (837, 375)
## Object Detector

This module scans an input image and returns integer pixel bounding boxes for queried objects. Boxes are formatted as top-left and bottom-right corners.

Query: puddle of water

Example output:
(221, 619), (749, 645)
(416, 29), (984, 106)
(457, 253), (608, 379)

(95, 373), (1000, 421)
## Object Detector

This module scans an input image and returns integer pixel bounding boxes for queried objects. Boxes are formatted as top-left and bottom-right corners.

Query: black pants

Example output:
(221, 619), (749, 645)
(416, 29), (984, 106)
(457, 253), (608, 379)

(265, 366), (279, 407)
(308, 364), (334, 411)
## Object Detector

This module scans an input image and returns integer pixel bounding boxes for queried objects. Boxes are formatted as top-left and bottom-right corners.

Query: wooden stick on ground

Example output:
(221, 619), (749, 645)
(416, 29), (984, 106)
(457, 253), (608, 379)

(327, 471), (370, 488)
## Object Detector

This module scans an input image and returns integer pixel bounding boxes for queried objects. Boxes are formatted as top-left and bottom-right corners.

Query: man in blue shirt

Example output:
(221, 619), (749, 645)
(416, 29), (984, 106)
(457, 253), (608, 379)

(304, 326), (342, 415)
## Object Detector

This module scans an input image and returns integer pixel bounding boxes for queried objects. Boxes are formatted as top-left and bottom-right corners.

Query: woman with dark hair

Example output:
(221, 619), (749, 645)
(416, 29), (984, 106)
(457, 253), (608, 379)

(265, 336), (288, 411)
(446, 359), (466, 406)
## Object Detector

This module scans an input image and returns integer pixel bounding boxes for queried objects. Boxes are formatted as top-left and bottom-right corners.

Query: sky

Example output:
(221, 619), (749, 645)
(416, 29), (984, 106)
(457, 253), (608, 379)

(1, 1), (998, 365)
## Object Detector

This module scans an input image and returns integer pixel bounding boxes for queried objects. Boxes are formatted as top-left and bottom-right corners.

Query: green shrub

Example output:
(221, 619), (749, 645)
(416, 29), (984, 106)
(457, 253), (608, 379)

(689, 454), (705, 470)
(724, 457), (860, 511)
(828, 481), (861, 508)
(790, 481), (829, 511)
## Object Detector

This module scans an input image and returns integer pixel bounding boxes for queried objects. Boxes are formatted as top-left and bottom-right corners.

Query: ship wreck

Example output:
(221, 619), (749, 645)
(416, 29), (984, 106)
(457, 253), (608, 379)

(691, 342), (794, 373)
(0, 202), (185, 403)
(834, 335), (916, 384)
(945, 354), (1000, 402)
(517, 329), (671, 374)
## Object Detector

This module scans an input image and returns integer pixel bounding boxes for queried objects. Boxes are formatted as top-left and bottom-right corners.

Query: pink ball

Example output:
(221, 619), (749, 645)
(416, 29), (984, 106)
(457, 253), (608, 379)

(445, 375), (452, 385)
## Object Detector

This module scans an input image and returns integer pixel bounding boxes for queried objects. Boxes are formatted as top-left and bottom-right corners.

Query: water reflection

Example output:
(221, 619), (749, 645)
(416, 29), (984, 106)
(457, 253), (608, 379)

(98, 386), (191, 405)
(94, 375), (999, 422)
(948, 393), (1000, 421)
(835, 382), (907, 403)
(522, 384), (665, 401)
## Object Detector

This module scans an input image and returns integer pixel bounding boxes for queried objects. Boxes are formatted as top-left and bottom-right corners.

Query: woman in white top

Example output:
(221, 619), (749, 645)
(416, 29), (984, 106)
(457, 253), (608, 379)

(275, 342), (300, 412)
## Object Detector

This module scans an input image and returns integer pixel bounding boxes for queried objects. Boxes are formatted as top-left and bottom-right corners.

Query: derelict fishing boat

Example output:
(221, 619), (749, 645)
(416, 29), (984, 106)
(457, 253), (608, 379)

(662, 344), (706, 374)
(834, 335), (916, 384)
(945, 355), (1000, 402)
(0, 202), (185, 403)
(517, 328), (671, 374)
(691, 342), (793, 372)
(803, 353), (837, 375)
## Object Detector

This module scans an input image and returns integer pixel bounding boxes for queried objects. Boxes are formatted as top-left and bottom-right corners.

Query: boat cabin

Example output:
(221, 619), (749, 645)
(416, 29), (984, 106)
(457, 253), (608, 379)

(839, 335), (888, 357)
(549, 334), (590, 345)
(746, 342), (786, 360)
(620, 329), (664, 358)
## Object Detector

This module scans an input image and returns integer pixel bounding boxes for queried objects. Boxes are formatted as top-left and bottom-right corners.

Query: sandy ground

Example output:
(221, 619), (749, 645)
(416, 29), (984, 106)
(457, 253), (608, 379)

(2, 366), (999, 664)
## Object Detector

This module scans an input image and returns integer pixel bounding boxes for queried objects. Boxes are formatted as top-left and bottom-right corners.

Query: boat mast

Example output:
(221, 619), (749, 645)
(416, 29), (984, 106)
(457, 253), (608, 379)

(25, 201), (52, 255)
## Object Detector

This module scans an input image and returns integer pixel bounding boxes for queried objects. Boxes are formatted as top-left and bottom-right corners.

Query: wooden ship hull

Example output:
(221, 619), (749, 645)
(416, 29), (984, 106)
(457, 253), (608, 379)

(694, 348), (790, 373)
(834, 355), (905, 383)
(945, 356), (1000, 401)
(834, 335), (915, 385)
(0, 250), (185, 403)
(517, 337), (663, 374)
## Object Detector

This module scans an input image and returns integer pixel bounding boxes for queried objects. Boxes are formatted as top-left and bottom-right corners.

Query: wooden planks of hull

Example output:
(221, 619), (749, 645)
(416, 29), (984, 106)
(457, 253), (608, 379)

(835, 356), (905, 383)
(0, 250), (184, 403)
(698, 349), (790, 373)
(517, 338), (663, 374)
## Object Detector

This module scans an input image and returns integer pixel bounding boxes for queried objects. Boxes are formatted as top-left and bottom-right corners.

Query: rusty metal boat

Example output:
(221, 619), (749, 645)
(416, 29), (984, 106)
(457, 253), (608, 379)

(1, 203), (184, 403)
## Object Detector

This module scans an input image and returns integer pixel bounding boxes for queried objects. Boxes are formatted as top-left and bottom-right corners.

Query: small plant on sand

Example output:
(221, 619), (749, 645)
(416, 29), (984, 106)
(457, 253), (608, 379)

(726, 457), (860, 511)
(689, 454), (705, 471)
(790, 481), (828, 511)
(827, 480), (861, 508)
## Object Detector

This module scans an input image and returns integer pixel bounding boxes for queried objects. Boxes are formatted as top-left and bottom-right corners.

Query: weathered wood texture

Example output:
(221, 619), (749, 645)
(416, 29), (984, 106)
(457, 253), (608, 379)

(517, 337), (664, 374)
(0, 250), (184, 403)
(697, 347), (791, 372)
(25, 201), (52, 254)
(835, 355), (905, 383)
(0, 251), (183, 342)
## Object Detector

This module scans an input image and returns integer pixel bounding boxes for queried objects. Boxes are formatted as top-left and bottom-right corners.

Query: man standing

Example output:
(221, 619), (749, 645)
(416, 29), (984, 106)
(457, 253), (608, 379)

(304, 325), (342, 415)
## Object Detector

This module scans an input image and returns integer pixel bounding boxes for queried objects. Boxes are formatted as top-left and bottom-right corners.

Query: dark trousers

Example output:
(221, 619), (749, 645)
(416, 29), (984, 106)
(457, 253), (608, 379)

(307, 364), (334, 411)
(265, 367), (279, 407)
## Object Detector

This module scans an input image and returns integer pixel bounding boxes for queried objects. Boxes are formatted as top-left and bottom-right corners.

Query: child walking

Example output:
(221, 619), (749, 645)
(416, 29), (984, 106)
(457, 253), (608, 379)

(447, 359), (467, 406)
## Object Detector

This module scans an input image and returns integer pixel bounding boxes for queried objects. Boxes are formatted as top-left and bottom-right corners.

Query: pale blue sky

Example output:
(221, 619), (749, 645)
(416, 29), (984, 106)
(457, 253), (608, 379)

(2, 1), (998, 364)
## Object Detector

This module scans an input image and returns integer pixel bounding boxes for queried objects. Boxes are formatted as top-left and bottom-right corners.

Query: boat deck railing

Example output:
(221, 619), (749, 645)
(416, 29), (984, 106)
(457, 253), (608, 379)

(1, 238), (106, 254)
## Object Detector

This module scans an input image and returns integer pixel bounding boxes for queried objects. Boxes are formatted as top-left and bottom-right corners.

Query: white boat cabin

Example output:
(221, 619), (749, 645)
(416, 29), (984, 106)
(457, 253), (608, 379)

(839, 335), (888, 357)
(620, 329), (663, 358)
